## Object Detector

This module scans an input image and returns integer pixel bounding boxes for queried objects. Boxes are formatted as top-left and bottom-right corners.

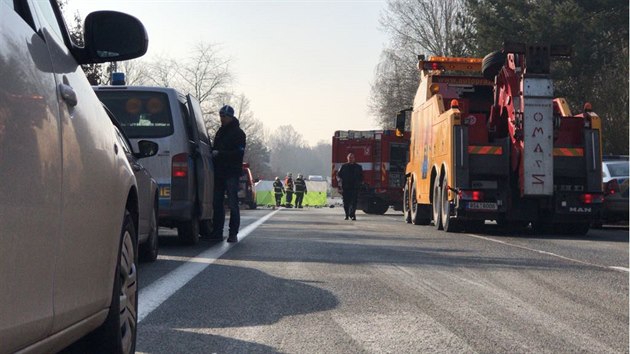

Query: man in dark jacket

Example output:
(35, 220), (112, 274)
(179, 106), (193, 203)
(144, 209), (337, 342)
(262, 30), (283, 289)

(337, 153), (363, 220)
(211, 105), (246, 242)
(294, 174), (307, 208)
(272, 177), (284, 207)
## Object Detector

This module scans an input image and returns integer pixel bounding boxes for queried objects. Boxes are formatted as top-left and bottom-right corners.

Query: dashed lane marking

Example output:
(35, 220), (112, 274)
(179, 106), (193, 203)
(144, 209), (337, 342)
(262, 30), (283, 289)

(137, 209), (280, 323)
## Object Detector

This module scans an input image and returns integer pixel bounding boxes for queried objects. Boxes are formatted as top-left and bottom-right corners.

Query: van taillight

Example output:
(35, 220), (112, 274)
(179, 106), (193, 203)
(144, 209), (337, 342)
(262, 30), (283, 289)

(172, 153), (188, 178)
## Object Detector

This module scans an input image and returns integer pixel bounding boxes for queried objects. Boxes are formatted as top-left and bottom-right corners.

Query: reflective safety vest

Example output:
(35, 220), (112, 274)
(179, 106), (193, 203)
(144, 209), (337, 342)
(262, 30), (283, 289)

(273, 181), (284, 195)
(284, 177), (294, 192)
(294, 178), (307, 193)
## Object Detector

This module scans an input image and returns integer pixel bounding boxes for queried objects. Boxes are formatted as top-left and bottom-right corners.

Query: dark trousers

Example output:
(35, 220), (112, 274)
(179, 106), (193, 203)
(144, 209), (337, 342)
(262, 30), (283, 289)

(342, 189), (359, 218)
(285, 191), (293, 205)
(295, 192), (304, 207)
(213, 175), (240, 236)
(274, 193), (282, 206)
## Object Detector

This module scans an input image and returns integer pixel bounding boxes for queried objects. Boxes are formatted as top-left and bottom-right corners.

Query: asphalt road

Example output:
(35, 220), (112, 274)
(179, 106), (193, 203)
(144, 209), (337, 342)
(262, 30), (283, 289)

(135, 207), (628, 354)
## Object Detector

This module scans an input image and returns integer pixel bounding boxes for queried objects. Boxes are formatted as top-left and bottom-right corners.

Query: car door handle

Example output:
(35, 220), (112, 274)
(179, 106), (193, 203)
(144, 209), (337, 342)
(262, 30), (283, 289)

(59, 83), (78, 107)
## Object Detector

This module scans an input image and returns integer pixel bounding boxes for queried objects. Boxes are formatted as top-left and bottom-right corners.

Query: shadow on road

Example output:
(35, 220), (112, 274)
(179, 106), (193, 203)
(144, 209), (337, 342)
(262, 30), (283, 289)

(136, 264), (338, 353)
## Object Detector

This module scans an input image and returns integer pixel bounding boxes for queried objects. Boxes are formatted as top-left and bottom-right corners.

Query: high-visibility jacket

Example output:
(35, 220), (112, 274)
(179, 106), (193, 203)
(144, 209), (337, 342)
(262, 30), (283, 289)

(284, 177), (294, 192)
(273, 181), (284, 195)
(294, 177), (307, 194)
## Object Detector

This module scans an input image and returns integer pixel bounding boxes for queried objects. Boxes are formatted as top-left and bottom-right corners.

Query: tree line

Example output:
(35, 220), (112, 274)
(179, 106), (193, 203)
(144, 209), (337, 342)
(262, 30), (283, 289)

(58, 2), (332, 181)
(370, 0), (628, 155)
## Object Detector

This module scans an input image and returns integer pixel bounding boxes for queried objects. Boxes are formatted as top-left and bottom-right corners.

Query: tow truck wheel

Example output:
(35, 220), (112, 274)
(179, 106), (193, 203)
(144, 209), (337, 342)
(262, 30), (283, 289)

(432, 174), (443, 229)
(440, 173), (460, 232)
(410, 182), (430, 225)
(403, 182), (412, 223)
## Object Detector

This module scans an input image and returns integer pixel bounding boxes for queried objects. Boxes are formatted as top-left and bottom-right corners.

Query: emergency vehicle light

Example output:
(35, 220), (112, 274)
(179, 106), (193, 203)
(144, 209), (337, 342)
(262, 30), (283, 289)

(419, 56), (483, 72)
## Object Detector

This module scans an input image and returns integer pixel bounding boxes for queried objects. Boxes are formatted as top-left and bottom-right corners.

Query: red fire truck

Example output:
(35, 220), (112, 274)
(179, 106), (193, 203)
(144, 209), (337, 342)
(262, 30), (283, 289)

(332, 130), (410, 214)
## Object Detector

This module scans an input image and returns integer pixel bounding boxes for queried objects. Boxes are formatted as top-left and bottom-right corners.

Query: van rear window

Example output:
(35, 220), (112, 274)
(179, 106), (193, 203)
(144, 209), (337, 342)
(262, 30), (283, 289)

(96, 91), (174, 138)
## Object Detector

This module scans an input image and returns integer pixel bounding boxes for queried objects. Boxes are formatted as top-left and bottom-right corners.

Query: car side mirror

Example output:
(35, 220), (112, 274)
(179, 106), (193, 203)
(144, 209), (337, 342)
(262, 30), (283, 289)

(78, 11), (148, 64)
(135, 140), (158, 158)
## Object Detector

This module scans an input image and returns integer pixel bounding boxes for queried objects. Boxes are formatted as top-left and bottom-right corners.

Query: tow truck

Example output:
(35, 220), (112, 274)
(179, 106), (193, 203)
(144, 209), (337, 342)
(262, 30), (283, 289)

(399, 43), (603, 234)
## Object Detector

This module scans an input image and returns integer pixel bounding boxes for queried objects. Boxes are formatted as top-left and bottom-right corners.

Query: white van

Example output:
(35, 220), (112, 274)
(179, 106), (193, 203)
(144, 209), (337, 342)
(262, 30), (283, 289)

(95, 86), (214, 245)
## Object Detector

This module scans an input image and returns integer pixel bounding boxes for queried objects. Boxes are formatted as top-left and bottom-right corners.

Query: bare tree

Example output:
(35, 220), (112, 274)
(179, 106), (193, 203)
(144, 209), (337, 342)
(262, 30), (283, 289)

(370, 0), (475, 128)
(174, 42), (232, 117)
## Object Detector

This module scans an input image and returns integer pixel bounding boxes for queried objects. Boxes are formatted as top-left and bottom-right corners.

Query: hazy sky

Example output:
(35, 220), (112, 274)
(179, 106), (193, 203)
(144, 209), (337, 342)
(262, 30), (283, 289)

(66, 0), (389, 146)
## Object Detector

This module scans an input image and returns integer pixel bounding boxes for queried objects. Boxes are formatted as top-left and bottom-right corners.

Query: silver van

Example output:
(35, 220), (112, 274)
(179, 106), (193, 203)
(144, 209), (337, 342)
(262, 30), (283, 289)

(1, 1), (147, 352)
(95, 86), (214, 245)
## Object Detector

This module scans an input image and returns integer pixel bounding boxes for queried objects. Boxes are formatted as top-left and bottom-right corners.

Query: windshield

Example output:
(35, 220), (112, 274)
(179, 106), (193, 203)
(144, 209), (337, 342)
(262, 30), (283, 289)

(96, 91), (174, 139)
(607, 162), (629, 177)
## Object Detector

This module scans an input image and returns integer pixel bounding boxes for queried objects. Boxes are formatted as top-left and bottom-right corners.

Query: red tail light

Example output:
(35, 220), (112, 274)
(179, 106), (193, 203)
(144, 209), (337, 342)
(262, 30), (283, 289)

(579, 193), (603, 204)
(172, 153), (188, 178)
(605, 179), (620, 196)
(459, 190), (484, 201)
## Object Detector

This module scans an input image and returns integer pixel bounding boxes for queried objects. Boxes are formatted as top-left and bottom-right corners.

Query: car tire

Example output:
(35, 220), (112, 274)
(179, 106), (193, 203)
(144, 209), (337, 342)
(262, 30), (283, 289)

(87, 210), (137, 354)
(199, 218), (213, 238)
(139, 203), (159, 262)
(178, 214), (200, 245)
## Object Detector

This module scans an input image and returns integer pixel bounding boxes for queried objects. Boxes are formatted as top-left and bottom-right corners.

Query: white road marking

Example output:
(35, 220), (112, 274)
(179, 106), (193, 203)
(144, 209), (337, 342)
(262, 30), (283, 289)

(138, 209), (280, 323)
(464, 233), (629, 273)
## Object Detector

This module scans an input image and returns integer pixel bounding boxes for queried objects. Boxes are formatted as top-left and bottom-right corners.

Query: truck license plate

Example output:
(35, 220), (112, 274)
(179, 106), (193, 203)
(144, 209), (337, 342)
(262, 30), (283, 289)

(467, 202), (497, 211)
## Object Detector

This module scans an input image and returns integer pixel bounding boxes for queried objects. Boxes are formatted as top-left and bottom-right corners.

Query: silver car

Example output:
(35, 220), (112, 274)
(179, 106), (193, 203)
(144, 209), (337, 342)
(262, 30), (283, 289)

(598, 156), (629, 226)
(105, 106), (161, 262)
(0, 1), (148, 353)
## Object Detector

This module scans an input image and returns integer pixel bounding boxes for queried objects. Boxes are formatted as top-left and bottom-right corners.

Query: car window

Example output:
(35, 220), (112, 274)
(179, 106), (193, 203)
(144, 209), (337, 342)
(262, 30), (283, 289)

(97, 91), (174, 139)
(32, 0), (64, 41)
(606, 162), (629, 177)
(115, 127), (132, 155)
(179, 101), (195, 141)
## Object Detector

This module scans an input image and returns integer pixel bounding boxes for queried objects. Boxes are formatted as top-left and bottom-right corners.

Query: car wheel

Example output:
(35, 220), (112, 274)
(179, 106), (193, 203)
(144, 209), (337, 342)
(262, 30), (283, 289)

(139, 203), (159, 262)
(178, 214), (200, 245)
(88, 210), (137, 354)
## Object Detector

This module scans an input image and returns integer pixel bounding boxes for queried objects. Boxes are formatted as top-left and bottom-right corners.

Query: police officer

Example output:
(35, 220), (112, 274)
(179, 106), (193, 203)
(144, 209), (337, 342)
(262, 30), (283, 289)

(273, 177), (284, 207)
(284, 173), (294, 208)
(294, 174), (308, 208)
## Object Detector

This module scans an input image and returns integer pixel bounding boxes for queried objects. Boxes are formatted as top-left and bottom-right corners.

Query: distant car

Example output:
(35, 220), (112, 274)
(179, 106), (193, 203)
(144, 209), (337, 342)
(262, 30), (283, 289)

(597, 156), (629, 226)
(104, 105), (161, 262)
(308, 175), (324, 181)
(238, 163), (257, 209)
(95, 85), (215, 244)
(1, 2), (147, 353)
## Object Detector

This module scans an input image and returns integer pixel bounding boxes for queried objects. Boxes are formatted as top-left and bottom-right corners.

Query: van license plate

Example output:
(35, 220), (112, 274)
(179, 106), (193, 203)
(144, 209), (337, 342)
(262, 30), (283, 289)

(467, 202), (497, 211)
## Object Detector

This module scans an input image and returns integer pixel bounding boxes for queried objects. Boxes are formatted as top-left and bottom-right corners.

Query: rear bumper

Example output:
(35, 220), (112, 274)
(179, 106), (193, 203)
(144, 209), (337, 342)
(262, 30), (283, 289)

(158, 199), (194, 226)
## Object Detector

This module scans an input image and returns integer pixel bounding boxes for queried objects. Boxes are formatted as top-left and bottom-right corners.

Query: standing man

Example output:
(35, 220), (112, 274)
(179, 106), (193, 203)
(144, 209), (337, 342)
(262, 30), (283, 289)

(273, 177), (284, 207)
(294, 174), (308, 208)
(337, 153), (363, 220)
(211, 105), (246, 243)
(284, 173), (294, 208)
